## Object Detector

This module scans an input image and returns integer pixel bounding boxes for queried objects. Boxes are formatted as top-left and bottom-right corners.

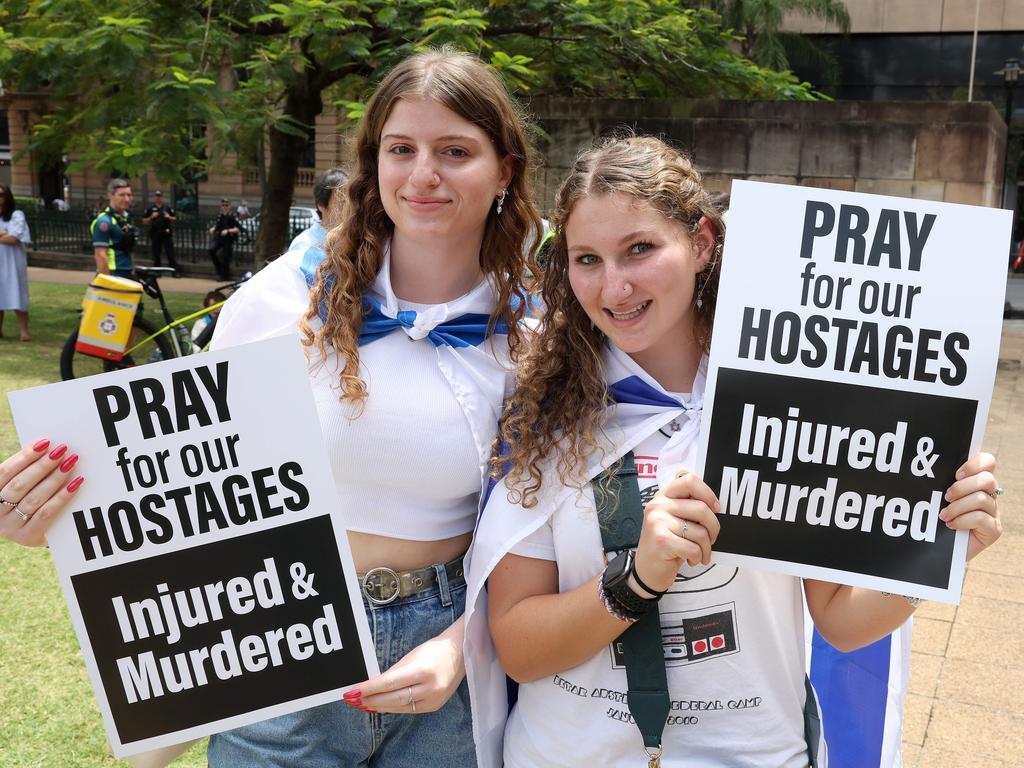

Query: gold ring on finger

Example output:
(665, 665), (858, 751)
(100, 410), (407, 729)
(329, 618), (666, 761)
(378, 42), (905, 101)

(0, 496), (16, 508)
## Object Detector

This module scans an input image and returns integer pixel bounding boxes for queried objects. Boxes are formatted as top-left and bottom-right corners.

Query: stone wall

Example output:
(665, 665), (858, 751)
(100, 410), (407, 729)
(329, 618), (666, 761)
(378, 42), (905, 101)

(528, 98), (1006, 215)
(786, 0), (1024, 34)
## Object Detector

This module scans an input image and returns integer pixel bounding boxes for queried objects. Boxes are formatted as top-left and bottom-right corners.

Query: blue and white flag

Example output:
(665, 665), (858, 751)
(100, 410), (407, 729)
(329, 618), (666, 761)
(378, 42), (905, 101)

(806, 615), (912, 768)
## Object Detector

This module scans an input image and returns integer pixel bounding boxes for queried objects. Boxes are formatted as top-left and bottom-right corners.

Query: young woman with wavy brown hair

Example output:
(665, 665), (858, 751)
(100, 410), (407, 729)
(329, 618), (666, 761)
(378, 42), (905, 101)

(463, 136), (1002, 767)
(0, 49), (541, 767)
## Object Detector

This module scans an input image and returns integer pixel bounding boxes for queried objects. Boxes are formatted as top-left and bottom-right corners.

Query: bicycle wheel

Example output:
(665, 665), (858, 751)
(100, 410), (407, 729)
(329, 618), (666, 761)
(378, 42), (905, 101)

(60, 315), (175, 381)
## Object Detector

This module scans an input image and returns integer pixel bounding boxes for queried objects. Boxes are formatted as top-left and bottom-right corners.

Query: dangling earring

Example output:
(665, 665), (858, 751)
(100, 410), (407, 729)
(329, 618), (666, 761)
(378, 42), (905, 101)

(695, 243), (716, 311)
(496, 189), (507, 215)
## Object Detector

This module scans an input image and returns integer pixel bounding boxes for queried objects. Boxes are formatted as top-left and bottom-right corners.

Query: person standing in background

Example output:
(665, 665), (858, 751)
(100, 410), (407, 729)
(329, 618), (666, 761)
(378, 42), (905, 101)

(236, 200), (252, 220)
(208, 198), (241, 280)
(289, 167), (348, 252)
(0, 184), (32, 341)
(142, 190), (179, 271)
(90, 179), (136, 278)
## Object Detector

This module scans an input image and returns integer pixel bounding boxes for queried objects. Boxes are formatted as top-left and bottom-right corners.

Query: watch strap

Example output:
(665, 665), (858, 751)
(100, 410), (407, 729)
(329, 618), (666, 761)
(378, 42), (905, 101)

(605, 571), (659, 615)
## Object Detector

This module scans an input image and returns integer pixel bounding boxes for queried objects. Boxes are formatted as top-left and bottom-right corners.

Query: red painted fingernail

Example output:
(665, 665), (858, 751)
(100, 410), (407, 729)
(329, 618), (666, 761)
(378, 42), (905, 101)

(33, 439), (50, 452)
(66, 476), (85, 493)
(49, 444), (68, 461)
(343, 690), (361, 699)
(60, 454), (79, 473)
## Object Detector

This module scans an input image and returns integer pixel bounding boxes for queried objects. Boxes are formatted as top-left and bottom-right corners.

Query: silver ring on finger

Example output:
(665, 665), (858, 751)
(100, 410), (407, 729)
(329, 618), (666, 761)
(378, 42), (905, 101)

(14, 504), (31, 523)
(681, 521), (689, 539)
(406, 686), (417, 713)
(989, 486), (1005, 499)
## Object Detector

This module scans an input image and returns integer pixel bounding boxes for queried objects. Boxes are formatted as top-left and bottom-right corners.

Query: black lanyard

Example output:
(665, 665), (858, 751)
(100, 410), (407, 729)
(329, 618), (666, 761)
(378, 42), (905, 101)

(592, 451), (670, 763)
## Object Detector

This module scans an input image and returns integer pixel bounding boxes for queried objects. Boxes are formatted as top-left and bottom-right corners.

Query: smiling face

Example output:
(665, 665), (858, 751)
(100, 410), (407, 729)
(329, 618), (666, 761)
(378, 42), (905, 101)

(377, 97), (512, 251)
(566, 192), (713, 379)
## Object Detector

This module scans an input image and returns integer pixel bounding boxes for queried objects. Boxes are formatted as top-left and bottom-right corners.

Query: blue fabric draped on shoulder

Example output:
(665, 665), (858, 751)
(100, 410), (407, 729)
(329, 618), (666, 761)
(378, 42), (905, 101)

(608, 375), (686, 410)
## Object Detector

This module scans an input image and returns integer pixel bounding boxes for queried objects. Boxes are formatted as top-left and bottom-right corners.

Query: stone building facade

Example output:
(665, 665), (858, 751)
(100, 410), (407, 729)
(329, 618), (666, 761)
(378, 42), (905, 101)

(529, 98), (1006, 212)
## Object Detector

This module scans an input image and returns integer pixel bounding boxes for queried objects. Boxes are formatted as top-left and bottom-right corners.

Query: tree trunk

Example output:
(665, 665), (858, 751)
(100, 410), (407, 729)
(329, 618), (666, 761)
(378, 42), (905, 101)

(253, 72), (324, 267)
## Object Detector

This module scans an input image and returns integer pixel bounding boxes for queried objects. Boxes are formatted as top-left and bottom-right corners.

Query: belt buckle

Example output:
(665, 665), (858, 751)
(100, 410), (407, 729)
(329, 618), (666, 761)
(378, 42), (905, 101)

(362, 566), (401, 605)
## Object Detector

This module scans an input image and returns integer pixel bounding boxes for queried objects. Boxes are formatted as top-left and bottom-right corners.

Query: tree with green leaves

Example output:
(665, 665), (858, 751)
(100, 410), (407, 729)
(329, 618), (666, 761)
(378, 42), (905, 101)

(0, 0), (825, 261)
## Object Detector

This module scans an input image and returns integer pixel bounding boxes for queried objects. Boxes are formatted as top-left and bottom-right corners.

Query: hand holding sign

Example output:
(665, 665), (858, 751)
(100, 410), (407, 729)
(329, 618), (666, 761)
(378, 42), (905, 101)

(635, 472), (721, 587)
(0, 438), (85, 547)
(943, 452), (1002, 561)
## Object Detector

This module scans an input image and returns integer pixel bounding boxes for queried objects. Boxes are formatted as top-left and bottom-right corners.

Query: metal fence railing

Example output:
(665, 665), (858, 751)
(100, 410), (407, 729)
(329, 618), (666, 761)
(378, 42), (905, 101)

(21, 206), (314, 266)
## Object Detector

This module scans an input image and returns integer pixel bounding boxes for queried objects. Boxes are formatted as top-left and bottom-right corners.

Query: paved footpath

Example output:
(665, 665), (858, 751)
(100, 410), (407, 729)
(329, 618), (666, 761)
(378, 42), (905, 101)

(28, 265), (224, 294)
(26, 268), (1024, 765)
(902, 319), (1024, 768)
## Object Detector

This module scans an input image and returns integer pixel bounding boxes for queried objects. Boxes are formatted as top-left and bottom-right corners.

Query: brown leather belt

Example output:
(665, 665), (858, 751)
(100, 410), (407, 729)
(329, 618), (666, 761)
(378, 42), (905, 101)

(358, 555), (465, 606)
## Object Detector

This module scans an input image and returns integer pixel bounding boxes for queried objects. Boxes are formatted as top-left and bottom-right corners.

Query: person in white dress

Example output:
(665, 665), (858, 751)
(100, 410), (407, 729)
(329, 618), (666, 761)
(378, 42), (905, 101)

(0, 184), (32, 342)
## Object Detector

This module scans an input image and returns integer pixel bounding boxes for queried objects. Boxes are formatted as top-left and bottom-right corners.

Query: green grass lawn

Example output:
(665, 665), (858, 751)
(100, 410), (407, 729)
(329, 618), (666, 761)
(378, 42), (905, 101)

(1, 281), (209, 767)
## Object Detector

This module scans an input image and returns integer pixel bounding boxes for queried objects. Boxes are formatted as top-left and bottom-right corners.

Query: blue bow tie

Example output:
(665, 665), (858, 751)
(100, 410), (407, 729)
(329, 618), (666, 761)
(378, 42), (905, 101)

(608, 376), (686, 409)
(299, 244), (506, 348)
(360, 296), (507, 348)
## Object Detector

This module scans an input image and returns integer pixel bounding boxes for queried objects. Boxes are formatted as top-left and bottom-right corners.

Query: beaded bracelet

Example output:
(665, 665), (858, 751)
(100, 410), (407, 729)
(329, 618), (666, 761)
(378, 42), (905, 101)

(598, 578), (643, 624)
(882, 591), (925, 607)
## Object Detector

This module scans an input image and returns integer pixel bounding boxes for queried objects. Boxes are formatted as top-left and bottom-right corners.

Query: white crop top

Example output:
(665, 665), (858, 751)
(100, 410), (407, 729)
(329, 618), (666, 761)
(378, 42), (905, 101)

(311, 324), (482, 541)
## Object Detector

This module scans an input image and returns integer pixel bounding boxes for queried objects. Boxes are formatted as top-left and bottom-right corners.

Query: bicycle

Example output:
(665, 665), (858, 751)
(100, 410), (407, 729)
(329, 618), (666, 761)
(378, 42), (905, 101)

(59, 266), (250, 381)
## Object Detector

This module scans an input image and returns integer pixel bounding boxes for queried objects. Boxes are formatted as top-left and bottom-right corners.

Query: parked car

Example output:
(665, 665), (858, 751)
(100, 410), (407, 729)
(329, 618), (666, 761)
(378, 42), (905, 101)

(240, 206), (317, 244)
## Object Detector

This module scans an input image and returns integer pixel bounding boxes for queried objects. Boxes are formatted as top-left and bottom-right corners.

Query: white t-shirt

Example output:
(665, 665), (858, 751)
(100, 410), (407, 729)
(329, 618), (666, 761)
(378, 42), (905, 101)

(504, 429), (811, 767)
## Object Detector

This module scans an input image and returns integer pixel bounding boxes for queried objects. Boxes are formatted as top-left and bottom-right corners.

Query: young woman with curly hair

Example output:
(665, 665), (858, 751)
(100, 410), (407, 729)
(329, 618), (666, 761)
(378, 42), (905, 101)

(463, 136), (1002, 767)
(0, 49), (541, 767)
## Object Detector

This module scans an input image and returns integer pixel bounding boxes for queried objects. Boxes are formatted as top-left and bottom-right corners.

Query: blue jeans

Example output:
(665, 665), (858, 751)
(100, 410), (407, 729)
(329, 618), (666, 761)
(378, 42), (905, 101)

(208, 566), (475, 768)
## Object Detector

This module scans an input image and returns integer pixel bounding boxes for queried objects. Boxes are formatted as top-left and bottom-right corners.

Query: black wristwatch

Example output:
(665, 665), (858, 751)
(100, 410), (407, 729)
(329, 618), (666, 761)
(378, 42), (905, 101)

(602, 550), (659, 616)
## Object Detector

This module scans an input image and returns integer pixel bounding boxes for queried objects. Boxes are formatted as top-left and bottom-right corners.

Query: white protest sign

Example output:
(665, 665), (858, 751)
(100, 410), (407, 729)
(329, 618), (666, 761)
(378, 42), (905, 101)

(697, 180), (1009, 604)
(8, 334), (378, 757)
